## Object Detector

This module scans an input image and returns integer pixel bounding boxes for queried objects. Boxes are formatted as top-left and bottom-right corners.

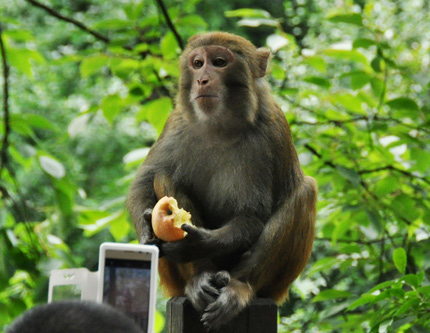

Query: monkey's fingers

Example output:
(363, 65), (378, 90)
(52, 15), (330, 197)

(181, 224), (197, 233)
(143, 208), (153, 223)
(181, 224), (211, 240)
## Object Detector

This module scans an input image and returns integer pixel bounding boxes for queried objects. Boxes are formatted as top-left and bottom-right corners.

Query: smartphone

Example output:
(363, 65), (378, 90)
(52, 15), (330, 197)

(97, 242), (159, 333)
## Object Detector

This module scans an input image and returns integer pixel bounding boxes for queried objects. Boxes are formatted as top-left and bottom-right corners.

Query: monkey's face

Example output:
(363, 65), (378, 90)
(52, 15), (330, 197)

(186, 46), (237, 121)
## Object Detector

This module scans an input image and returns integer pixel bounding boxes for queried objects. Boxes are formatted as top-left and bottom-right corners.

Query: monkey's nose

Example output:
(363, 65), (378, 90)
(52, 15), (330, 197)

(197, 78), (209, 86)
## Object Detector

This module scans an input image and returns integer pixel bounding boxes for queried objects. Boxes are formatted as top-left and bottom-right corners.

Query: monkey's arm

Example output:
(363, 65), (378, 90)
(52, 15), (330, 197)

(151, 171), (266, 263)
(126, 165), (158, 244)
(160, 215), (264, 263)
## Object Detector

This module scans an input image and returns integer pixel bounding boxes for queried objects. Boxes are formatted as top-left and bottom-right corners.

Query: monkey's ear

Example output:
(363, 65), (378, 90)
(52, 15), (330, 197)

(256, 48), (271, 78)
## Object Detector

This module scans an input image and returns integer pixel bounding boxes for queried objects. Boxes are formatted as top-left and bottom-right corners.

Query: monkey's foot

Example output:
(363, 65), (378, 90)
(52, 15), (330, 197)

(201, 276), (253, 331)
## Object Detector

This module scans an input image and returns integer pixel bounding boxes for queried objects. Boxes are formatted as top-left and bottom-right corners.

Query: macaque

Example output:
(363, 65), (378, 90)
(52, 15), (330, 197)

(6, 301), (142, 333)
(127, 31), (317, 330)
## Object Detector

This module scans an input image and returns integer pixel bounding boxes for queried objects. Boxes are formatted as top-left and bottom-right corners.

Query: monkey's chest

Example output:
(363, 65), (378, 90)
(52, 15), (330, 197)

(173, 145), (273, 228)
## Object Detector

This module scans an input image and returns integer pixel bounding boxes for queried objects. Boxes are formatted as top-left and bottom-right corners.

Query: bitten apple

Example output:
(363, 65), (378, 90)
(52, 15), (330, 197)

(151, 196), (193, 242)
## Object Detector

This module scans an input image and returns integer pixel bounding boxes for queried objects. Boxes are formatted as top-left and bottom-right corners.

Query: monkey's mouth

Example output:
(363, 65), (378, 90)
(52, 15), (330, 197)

(195, 95), (219, 99)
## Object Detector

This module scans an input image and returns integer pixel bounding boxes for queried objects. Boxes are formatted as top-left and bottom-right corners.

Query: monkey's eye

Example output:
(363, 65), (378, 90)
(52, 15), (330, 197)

(213, 58), (227, 67)
(193, 59), (204, 69)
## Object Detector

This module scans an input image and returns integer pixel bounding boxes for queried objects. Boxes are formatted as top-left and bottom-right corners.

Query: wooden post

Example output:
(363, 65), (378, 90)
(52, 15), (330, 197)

(166, 297), (277, 333)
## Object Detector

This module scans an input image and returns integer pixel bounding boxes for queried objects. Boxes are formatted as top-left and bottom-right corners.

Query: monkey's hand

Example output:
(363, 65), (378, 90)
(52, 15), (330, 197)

(160, 224), (213, 263)
(185, 271), (230, 313)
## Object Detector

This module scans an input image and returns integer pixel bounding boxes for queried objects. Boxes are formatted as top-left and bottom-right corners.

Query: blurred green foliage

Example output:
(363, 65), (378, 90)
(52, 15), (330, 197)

(1, 0), (430, 332)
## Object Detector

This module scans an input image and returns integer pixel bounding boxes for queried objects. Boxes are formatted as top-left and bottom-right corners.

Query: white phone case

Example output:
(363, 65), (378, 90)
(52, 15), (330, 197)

(97, 242), (159, 333)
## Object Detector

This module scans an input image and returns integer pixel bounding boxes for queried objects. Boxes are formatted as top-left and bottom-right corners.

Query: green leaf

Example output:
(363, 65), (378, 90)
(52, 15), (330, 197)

(418, 285), (430, 296)
(366, 209), (382, 232)
(369, 280), (398, 293)
(177, 15), (208, 29)
(332, 218), (351, 244)
(304, 76), (331, 89)
(110, 58), (140, 79)
(410, 148), (430, 173)
(303, 56), (326, 72)
(22, 114), (56, 130)
(312, 289), (352, 303)
(308, 257), (341, 276)
(80, 211), (124, 237)
(394, 298), (420, 317)
(92, 19), (131, 30)
(161, 32), (180, 60)
(80, 54), (109, 77)
(336, 166), (360, 186)
(353, 38), (377, 49)
(124, 2), (144, 20)
(7, 48), (45, 78)
(38, 155), (66, 179)
(101, 94), (123, 124)
(347, 294), (375, 311)
(330, 93), (366, 114)
(109, 212), (131, 241)
(225, 8), (271, 18)
(402, 274), (422, 288)
(371, 289), (391, 304)
(328, 13), (363, 26)
(11, 114), (56, 132)
(374, 176), (397, 197)
(324, 49), (368, 65)
(371, 56), (385, 72)
(393, 247), (407, 275)
(341, 71), (371, 90)
(136, 97), (172, 135)
(371, 77), (384, 98)
(386, 97), (419, 112)
(4, 30), (34, 42)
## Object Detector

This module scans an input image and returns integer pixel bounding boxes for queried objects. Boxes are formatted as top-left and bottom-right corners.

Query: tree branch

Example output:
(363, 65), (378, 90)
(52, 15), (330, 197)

(315, 236), (403, 245)
(25, 0), (110, 44)
(359, 165), (430, 186)
(0, 27), (10, 175)
(154, 0), (184, 50)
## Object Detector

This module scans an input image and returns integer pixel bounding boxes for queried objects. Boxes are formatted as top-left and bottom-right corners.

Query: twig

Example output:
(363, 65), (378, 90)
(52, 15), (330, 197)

(154, 0), (184, 50)
(0, 27), (10, 176)
(315, 236), (402, 245)
(359, 165), (430, 186)
(25, 0), (110, 44)
(304, 144), (336, 169)
(284, 95), (318, 114)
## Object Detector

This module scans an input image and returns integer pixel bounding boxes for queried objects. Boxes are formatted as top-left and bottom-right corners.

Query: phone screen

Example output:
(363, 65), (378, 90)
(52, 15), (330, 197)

(103, 250), (152, 331)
